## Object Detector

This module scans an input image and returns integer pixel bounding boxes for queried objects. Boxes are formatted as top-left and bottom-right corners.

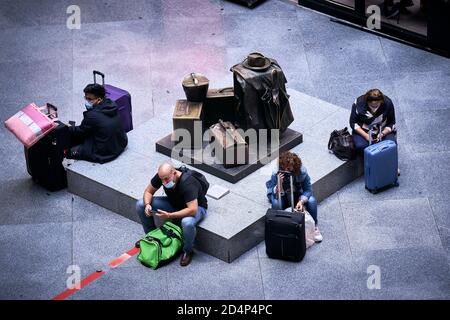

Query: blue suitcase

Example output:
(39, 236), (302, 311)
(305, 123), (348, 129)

(364, 140), (399, 193)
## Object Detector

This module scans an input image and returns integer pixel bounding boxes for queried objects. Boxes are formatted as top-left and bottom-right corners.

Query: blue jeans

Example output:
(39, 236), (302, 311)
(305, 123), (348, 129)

(136, 197), (207, 253)
(270, 193), (318, 225)
(353, 132), (397, 154)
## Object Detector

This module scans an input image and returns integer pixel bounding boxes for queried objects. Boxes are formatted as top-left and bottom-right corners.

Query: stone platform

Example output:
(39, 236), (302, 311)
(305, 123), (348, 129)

(66, 89), (363, 263)
(155, 128), (303, 183)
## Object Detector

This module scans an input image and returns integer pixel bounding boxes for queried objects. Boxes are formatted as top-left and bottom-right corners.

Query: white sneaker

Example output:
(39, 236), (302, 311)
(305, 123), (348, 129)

(314, 227), (323, 243)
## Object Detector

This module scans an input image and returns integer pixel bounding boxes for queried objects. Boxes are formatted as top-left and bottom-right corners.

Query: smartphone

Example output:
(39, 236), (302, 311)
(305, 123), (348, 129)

(278, 170), (292, 177)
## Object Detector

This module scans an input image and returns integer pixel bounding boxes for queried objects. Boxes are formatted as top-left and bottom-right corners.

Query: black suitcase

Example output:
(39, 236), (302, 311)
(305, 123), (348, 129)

(24, 121), (70, 191)
(265, 174), (306, 262)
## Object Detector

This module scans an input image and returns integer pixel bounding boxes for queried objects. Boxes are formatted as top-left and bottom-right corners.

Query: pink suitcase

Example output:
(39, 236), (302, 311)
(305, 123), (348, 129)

(4, 103), (58, 148)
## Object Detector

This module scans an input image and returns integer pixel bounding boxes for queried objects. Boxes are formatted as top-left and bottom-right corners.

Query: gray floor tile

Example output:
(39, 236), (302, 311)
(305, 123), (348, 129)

(72, 20), (153, 59)
(74, 0), (155, 24)
(0, 268), (70, 300)
(0, 24), (72, 64)
(259, 252), (362, 300)
(381, 37), (450, 75)
(156, 0), (223, 18)
(314, 193), (352, 253)
(154, 16), (226, 48)
(0, 222), (72, 274)
(72, 194), (129, 223)
(405, 152), (450, 202)
(403, 109), (450, 153)
(72, 217), (143, 267)
(429, 199), (450, 230)
(0, 0), (164, 27)
(72, 265), (169, 300)
(0, 0), (68, 27)
(0, 59), (71, 108)
(341, 198), (442, 254)
(305, 39), (391, 83)
(0, 178), (72, 225)
(299, 8), (377, 46)
(224, 16), (303, 48)
(166, 258), (264, 300)
(393, 71), (450, 113)
(355, 247), (450, 299)
(438, 227), (450, 256)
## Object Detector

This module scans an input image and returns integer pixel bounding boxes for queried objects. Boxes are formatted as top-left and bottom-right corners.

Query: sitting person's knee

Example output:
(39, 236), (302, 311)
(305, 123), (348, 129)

(181, 217), (196, 230)
(136, 198), (145, 211)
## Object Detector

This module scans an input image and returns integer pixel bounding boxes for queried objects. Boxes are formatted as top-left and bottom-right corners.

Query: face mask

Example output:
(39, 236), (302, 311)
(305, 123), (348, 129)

(85, 100), (94, 110)
(163, 180), (175, 189)
(368, 104), (380, 112)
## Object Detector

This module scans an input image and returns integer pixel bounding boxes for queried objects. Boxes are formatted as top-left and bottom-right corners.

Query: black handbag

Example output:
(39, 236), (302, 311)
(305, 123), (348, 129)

(328, 127), (356, 161)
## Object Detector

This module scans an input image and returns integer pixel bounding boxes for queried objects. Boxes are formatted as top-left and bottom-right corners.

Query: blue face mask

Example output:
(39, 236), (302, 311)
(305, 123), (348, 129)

(85, 100), (94, 110)
(163, 180), (175, 189)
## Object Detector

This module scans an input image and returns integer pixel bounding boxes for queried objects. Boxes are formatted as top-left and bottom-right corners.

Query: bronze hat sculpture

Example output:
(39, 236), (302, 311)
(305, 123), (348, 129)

(242, 52), (271, 71)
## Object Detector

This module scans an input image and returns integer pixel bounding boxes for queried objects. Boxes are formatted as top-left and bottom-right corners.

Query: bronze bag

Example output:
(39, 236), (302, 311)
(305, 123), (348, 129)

(172, 99), (204, 148)
(182, 73), (209, 102)
(210, 120), (249, 168)
(203, 87), (237, 128)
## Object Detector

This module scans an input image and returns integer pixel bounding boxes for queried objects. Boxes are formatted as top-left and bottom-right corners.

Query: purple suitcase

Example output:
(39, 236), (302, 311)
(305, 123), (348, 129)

(93, 71), (133, 132)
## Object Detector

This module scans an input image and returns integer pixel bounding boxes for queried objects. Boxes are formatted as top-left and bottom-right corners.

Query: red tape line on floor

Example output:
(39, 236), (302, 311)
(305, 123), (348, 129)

(52, 246), (139, 300)
(108, 247), (140, 268)
(52, 270), (106, 300)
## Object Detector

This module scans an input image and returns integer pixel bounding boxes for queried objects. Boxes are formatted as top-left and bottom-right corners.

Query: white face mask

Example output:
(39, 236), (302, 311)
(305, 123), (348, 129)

(368, 103), (380, 112)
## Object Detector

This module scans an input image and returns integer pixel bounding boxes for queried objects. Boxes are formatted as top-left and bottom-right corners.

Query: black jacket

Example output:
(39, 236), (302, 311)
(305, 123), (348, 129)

(349, 95), (396, 134)
(69, 98), (128, 163)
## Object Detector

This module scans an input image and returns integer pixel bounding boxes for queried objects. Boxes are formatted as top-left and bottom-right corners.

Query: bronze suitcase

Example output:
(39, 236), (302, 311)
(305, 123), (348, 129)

(172, 99), (204, 149)
(203, 87), (237, 129)
(210, 120), (249, 168)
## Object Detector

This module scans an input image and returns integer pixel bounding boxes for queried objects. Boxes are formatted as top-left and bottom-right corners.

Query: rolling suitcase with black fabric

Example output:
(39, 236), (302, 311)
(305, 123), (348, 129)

(364, 123), (399, 193)
(93, 70), (133, 132)
(265, 174), (306, 262)
(25, 120), (70, 191)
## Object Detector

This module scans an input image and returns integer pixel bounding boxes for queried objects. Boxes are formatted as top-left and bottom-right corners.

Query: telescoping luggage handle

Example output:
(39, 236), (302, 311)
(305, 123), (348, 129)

(93, 70), (105, 86)
(277, 173), (295, 212)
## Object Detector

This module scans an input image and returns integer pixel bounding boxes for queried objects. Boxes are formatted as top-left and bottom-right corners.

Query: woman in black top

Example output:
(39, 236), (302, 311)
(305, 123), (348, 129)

(349, 88), (397, 154)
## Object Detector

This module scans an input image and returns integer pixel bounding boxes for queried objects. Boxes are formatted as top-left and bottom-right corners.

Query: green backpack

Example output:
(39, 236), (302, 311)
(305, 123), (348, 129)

(137, 221), (183, 269)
